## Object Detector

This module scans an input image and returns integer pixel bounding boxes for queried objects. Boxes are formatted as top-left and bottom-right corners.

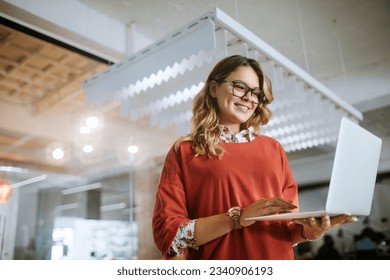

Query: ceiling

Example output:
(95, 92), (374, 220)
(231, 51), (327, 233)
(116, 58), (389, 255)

(0, 21), (182, 188)
(0, 0), (389, 190)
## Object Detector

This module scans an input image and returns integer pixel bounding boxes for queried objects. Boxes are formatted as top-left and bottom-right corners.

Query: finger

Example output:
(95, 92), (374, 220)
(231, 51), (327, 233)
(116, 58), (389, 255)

(265, 204), (297, 213)
(292, 218), (308, 225)
(344, 216), (358, 223)
(293, 216), (322, 227)
(331, 215), (358, 225)
(292, 217), (316, 225)
(260, 198), (296, 212)
(329, 214), (351, 224)
(268, 197), (297, 209)
(309, 217), (318, 227)
(263, 200), (270, 208)
(273, 197), (297, 207)
(321, 215), (331, 229)
(261, 205), (296, 216)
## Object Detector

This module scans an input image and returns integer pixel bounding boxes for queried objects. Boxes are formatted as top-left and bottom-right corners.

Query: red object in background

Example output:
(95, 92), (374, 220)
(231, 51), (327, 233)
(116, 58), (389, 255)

(0, 180), (12, 203)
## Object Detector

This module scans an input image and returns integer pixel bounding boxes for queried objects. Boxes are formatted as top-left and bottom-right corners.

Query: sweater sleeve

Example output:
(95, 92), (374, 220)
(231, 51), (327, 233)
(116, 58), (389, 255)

(277, 141), (298, 207)
(276, 141), (303, 244)
(152, 144), (191, 259)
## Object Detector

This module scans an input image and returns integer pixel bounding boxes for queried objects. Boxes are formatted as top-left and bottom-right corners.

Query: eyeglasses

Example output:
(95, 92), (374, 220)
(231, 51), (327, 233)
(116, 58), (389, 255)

(222, 80), (265, 105)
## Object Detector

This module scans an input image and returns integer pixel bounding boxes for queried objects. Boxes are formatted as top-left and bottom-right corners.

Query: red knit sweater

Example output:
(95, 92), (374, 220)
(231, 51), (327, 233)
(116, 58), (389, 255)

(153, 135), (303, 259)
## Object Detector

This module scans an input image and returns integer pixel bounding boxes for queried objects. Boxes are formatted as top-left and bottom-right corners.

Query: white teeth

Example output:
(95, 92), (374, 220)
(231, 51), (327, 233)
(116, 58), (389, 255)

(237, 105), (248, 112)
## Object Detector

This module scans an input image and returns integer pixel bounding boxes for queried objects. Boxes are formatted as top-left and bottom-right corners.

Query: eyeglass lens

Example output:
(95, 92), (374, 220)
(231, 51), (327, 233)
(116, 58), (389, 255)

(232, 81), (262, 104)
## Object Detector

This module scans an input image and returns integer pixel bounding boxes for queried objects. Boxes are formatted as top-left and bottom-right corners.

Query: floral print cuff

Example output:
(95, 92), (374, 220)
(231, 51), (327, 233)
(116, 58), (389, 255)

(169, 219), (198, 256)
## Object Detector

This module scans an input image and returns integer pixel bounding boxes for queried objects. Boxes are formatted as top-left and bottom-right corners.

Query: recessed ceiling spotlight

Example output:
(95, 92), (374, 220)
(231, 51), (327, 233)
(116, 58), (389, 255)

(83, 145), (94, 153)
(46, 143), (71, 164)
(52, 147), (65, 160)
(86, 116), (99, 129)
(127, 145), (139, 154)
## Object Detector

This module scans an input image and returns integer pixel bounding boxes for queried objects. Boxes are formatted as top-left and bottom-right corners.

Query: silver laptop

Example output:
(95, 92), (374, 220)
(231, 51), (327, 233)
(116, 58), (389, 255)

(246, 117), (382, 221)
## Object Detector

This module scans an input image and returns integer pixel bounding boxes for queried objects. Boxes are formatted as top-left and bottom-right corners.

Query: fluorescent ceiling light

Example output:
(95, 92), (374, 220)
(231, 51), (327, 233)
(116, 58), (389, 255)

(100, 202), (126, 212)
(0, 166), (29, 173)
(56, 203), (79, 212)
(61, 182), (102, 195)
(11, 174), (47, 189)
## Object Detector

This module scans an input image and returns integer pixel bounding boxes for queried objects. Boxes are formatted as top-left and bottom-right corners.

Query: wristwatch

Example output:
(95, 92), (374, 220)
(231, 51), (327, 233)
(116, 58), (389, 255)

(227, 206), (242, 230)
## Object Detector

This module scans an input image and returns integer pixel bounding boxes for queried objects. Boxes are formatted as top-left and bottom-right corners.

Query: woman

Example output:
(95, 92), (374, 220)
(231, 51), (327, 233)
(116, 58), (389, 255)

(152, 55), (356, 259)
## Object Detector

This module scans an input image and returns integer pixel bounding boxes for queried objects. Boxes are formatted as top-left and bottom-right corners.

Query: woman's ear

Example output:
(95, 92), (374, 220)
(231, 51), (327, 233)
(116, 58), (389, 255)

(209, 81), (217, 98)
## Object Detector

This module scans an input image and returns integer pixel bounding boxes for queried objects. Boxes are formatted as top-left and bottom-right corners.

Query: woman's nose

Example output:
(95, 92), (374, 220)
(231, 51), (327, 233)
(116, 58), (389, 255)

(241, 90), (251, 101)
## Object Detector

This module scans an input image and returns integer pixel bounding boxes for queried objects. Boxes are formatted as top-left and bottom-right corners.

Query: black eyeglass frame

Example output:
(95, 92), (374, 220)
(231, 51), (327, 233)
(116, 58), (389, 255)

(221, 80), (266, 104)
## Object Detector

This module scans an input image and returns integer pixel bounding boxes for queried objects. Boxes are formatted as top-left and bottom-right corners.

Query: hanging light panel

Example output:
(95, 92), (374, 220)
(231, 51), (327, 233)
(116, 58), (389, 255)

(83, 8), (363, 152)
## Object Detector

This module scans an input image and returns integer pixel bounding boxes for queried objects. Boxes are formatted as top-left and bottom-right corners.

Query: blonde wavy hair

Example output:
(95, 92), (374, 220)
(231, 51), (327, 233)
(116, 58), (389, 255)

(177, 55), (273, 158)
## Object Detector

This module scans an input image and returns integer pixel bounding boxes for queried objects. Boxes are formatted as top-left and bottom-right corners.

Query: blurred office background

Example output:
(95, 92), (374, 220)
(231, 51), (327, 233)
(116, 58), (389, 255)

(0, 0), (389, 260)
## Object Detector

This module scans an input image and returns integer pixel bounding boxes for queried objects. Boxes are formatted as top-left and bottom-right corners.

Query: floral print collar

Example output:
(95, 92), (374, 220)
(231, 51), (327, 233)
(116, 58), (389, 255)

(218, 125), (255, 143)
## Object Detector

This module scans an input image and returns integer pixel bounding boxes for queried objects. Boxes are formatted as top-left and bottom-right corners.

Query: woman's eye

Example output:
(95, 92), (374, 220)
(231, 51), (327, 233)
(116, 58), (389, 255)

(235, 84), (246, 90)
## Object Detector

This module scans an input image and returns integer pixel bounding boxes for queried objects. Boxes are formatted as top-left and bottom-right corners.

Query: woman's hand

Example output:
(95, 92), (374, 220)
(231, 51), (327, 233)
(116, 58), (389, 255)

(240, 198), (297, 227)
(293, 215), (358, 240)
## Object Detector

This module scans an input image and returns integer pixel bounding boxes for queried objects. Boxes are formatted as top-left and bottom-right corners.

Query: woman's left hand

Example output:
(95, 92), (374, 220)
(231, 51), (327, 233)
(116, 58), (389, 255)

(293, 214), (358, 240)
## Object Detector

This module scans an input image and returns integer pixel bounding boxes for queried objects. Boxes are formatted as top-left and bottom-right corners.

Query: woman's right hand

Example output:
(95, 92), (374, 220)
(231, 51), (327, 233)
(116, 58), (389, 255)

(195, 198), (296, 246)
(240, 198), (297, 227)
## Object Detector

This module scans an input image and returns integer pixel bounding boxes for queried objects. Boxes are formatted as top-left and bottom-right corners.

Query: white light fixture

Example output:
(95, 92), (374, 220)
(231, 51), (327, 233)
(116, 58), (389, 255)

(52, 147), (65, 160)
(127, 145), (139, 154)
(83, 8), (362, 152)
(11, 174), (47, 189)
(56, 203), (79, 212)
(100, 202), (126, 212)
(86, 116), (100, 128)
(61, 182), (102, 195)
(46, 142), (71, 164)
(116, 138), (144, 167)
(83, 144), (94, 153)
(0, 166), (29, 173)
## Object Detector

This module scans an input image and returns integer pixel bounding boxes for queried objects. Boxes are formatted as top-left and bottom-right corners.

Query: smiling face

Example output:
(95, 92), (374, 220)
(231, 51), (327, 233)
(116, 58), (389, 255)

(210, 66), (259, 134)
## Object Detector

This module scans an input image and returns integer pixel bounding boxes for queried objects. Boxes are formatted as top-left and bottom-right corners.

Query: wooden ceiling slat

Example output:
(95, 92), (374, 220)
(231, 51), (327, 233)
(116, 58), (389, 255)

(0, 23), (107, 171)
